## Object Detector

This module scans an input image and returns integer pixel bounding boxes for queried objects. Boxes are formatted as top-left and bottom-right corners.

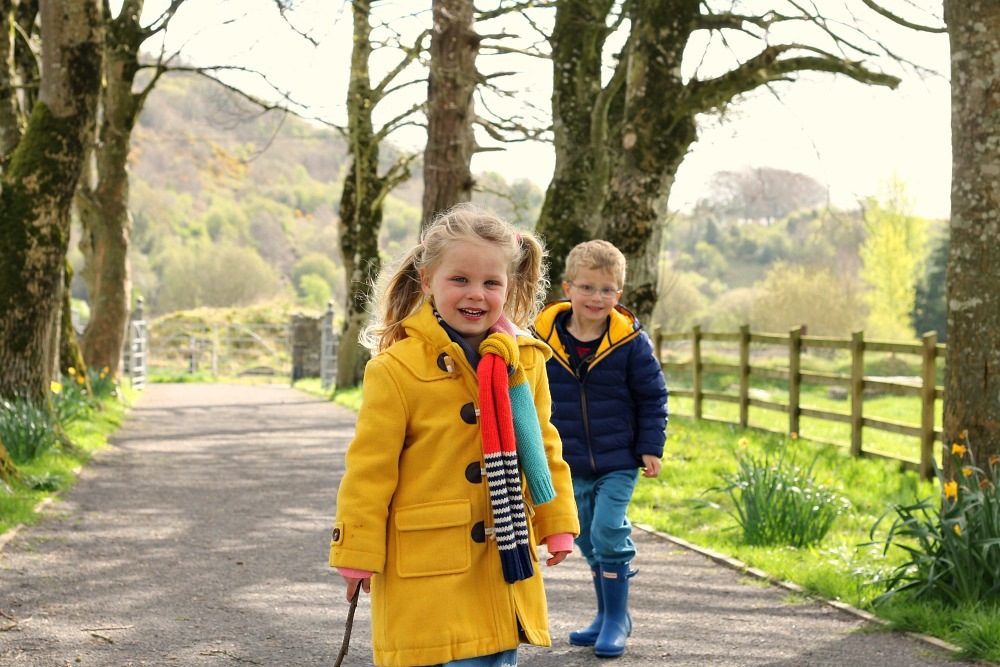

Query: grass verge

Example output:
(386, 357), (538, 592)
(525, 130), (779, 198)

(637, 416), (999, 663)
(0, 390), (131, 537)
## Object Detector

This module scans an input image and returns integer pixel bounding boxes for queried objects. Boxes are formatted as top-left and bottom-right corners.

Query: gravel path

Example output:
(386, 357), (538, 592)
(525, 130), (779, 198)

(0, 383), (977, 666)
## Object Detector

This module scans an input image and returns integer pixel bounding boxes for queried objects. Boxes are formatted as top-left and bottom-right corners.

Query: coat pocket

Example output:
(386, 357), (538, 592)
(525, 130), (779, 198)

(393, 499), (472, 578)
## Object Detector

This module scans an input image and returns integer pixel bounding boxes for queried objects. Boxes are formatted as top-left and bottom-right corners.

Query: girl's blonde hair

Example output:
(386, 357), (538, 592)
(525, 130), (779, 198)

(361, 203), (548, 353)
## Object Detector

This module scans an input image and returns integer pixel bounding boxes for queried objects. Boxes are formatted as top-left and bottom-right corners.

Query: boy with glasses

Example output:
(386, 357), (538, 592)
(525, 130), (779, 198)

(533, 239), (668, 658)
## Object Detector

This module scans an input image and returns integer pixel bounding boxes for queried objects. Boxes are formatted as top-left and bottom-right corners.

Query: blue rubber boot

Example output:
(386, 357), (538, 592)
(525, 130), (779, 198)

(594, 563), (632, 658)
(569, 566), (604, 646)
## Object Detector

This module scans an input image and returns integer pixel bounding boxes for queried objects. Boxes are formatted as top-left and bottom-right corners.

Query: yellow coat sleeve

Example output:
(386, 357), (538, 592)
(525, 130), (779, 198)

(329, 355), (407, 573)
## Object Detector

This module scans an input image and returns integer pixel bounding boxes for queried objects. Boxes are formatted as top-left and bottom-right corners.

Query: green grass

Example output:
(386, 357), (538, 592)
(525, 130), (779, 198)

(634, 417), (1000, 663)
(0, 392), (129, 535)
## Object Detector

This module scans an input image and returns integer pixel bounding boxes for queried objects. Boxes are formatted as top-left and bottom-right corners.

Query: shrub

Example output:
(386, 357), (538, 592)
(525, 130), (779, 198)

(0, 397), (59, 465)
(869, 433), (1000, 606)
(50, 375), (92, 425)
(697, 437), (851, 547)
(88, 367), (120, 400)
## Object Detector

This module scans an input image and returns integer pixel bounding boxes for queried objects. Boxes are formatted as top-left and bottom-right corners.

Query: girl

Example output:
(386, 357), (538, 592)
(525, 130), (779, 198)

(329, 203), (580, 667)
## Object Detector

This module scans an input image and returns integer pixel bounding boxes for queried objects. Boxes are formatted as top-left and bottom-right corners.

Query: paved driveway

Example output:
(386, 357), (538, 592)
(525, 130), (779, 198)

(0, 384), (973, 666)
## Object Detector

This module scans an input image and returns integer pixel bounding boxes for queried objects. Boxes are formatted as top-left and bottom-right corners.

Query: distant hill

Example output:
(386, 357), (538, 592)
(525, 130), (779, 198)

(69, 72), (544, 321)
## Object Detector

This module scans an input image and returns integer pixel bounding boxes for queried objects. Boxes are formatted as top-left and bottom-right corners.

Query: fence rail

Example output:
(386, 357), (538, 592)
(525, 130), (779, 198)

(654, 325), (945, 479)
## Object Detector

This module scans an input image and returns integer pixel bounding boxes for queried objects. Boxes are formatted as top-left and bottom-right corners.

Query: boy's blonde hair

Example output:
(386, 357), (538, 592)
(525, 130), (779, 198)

(564, 239), (627, 288)
(361, 203), (549, 353)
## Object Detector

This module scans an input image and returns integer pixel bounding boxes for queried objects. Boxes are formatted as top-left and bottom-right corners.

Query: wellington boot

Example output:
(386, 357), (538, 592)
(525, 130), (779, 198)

(569, 566), (603, 646)
(594, 563), (632, 658)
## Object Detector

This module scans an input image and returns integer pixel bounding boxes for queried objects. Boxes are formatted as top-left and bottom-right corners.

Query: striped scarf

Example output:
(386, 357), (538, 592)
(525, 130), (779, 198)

(478, 331), (555, 583)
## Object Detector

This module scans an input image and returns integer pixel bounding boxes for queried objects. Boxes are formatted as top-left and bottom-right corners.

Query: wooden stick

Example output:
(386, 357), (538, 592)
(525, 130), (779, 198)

(334, 586), (361, 667)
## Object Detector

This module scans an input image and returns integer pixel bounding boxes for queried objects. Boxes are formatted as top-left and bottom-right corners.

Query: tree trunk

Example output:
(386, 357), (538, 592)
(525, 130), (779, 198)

(599, 2), (697, 322)
(0, 0), (102, 402)
(76, 0), (149, 373)
(421, 0), (477, 227)
(336, 0), (382, 388)
(0, 0), (25, 159)
(942, 1), (1000, 470)
(536, 0), (619, 294)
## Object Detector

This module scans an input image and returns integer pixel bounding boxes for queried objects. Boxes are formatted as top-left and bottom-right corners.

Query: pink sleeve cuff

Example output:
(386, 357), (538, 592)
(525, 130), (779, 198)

(544, 532), (574, 553)
(337, 567), (373, 579)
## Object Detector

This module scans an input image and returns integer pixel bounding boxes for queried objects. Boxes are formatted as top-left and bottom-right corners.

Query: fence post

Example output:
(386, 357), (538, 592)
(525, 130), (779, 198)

(692, 325), (703, 420)
(739, 324), (750, 428)
(920, 331), (938, 480)
(788, 326), (802, 436)
(320, 300), (337, 392)
(653, 327), (662, 361)
(850, 330), (865, 458)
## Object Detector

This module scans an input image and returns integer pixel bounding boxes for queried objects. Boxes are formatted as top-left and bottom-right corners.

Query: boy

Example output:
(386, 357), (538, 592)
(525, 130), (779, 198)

(533, 239), (668, 658)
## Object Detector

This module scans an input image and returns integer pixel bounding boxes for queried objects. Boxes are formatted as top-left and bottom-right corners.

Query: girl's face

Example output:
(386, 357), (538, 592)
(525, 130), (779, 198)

(420, 240), (510, 349)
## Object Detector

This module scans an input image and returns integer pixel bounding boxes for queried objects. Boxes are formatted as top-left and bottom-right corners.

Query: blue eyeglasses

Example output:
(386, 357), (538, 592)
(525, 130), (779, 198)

(567, 281), (622, 300)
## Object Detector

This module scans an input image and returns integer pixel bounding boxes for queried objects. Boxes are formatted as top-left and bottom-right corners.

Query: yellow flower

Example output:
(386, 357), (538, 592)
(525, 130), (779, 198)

(50, 381), (62, 395)
(738, 437), (749, 449)
(954, 524), (962, 537)
(100, 372), (106, 379)
(991, 455), (1000, 466)
(102, 366), (109, 374)
(962, 467), (973, 477)
(944, 480), (958, 501)
(68, 367), (76, 376)
(960, 430), (967, 440)
(76, 375), (86, 385)
(790, 432), (798, 440)
(952, 443), (967, 457)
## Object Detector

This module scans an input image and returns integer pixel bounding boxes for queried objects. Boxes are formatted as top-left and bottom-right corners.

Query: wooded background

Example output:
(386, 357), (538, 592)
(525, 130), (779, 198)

(0, 1), (996, 470)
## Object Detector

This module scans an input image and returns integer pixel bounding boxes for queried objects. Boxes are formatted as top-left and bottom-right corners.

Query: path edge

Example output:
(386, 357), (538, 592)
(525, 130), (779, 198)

(634, 523), (962, 657)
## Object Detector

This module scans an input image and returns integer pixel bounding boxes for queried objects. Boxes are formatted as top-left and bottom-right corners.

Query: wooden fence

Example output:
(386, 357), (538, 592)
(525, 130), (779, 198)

(653, 325), (945, 479)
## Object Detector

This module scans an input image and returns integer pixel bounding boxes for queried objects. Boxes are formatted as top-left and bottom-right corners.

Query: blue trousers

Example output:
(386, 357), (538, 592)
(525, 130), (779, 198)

(573, 468), (639, 567)
(429, 649), (518, 666)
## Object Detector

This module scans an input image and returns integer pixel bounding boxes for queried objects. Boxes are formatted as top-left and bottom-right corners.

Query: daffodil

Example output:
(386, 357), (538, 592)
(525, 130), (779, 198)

(790, 432), (798, 440)
(50, 381), (62, 394)
(68, 367), (76, 376)
(738, 437), (749, 449)
(944, 480), (958, 501)
(954, 524), (962, 537)
(952, 443), (967, 457)
(76, 375), (86, 385)
(962, 466), (973, 477)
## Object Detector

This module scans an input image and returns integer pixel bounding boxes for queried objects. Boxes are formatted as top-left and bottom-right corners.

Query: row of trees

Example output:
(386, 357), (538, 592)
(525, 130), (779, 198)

(1, 1), (998, 468)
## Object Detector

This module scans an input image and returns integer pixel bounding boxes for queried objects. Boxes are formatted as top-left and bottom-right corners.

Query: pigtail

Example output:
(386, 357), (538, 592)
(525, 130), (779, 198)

(360, 246), (426, 353)
(506, 231), (548, 329)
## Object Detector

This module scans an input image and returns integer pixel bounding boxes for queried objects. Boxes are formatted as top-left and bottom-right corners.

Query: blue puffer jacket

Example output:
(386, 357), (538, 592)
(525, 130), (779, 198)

(533, 301), (668, 477)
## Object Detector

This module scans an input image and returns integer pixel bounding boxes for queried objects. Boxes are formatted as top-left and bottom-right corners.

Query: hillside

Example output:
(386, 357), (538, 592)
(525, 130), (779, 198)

(70, 72), (544, 322)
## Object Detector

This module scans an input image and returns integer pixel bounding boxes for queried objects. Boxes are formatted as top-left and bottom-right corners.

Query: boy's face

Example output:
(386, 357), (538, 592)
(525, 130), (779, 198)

(562, 267), (621, 327)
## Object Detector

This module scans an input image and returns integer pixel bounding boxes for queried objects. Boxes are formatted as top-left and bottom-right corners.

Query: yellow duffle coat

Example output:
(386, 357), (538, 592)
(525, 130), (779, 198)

(330, 302), (580, 667)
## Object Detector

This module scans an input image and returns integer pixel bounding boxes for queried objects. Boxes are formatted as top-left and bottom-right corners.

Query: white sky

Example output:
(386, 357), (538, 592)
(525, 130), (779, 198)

(138, 0), (952, 219)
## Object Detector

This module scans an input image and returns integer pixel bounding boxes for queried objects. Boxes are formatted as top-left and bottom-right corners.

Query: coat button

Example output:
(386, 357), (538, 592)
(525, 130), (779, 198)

(465, 461), (483, 484)
(460, 402), (477, 424)
(471, 521), (486, 543)
(437, 353), (453, 372)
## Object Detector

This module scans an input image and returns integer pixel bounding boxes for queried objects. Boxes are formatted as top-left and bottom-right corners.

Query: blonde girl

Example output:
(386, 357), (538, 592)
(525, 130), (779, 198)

(330, 203), (580, 667)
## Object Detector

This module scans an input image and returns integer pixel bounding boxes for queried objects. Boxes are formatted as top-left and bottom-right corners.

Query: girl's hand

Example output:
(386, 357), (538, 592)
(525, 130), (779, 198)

(344, 575), (371, 602)
(546, 550), (571, 566)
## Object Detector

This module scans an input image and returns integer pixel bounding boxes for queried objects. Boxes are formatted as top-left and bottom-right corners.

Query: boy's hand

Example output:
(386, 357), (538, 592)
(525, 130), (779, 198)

(641, 454), (662, 478)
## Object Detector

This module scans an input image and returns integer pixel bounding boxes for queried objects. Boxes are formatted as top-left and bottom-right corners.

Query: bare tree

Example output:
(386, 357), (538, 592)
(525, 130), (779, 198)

(943, 0), (1000, 468)
(539, 1), (939, 321)
(421, 0), (478, 226)
(0, 0), (103, 401)
(74, 0), (182, 375)
(336, 0), (423, 387)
